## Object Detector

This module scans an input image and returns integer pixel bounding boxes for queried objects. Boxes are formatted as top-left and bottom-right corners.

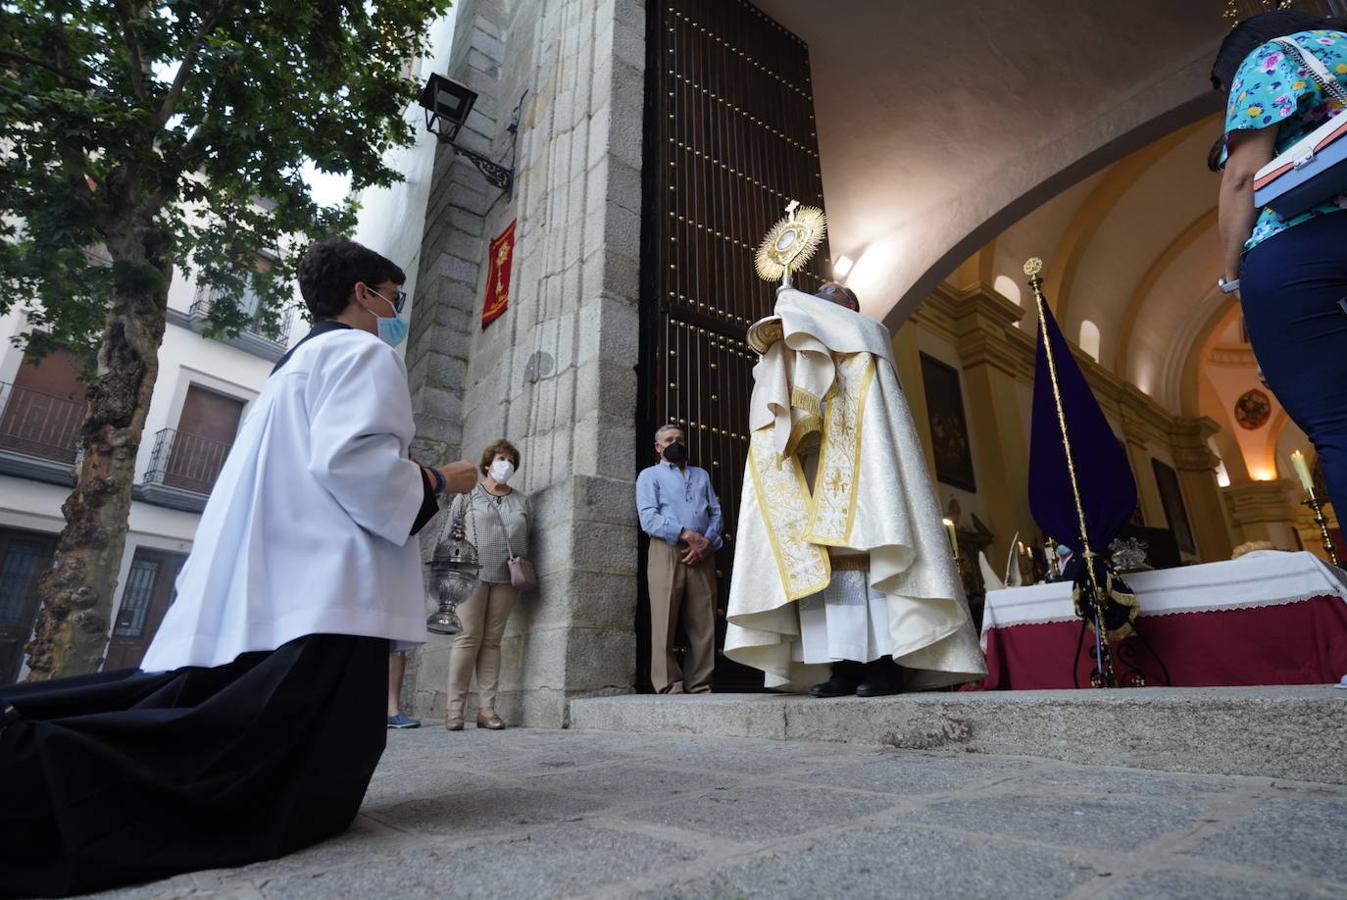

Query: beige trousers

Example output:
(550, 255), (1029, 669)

(446, 581), (518, 718)
(647, 540), (717, 694)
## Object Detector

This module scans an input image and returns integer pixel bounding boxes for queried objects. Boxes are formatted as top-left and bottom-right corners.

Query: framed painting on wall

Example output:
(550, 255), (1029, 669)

(919, 353), (976, 493)
(1151, 458), (1196, 555)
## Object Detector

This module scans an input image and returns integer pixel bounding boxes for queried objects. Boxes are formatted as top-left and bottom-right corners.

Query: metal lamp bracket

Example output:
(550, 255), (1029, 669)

(438, 91), (526, 199)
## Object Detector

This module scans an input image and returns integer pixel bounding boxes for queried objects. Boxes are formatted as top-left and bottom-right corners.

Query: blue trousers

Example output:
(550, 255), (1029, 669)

(1241, 212), (1347, 515)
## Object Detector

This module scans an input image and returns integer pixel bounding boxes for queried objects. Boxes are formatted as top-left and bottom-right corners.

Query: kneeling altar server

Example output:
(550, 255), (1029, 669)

(0, 238), (477, 898)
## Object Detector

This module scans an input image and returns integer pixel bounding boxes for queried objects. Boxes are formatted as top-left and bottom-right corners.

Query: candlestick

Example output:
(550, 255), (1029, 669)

(1044, 536), (1060, 580)
(942, 518), (960, 561)
(1301, 496), (1341, 567)
(1291, 450), (1315, 495)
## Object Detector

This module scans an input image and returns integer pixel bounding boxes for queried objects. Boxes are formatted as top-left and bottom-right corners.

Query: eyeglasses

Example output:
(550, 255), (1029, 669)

(366, 285), (408, 314)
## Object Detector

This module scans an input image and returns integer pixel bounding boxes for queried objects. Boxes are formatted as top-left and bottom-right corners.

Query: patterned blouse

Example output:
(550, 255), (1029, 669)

(1221, 30), (1347, 252)
(451, 483), (531, 585)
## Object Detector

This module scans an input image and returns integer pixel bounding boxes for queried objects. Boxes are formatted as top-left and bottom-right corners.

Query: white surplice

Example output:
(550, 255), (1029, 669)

(141, 329), (428, 672)
(725, 289), (987, 690)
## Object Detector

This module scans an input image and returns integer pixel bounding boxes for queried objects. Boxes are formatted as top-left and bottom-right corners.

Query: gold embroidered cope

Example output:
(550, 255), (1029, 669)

(748, 351), (877, 600)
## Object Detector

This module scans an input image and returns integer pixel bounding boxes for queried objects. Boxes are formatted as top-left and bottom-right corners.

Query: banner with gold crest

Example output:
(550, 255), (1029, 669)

(482, 220), (516, 329)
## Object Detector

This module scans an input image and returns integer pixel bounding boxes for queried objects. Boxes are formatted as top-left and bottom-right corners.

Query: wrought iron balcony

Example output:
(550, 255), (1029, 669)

(136, 427), (232, 512)
(170, 283), (294, 362)
(0, 381), (82, 484)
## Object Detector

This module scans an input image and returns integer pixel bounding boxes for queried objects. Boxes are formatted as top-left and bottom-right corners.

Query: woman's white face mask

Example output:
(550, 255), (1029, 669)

(490, 459), (515, 485)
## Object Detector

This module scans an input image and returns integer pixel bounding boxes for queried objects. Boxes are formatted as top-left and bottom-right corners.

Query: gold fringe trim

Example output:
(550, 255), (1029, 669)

(827, 552), (870, 571)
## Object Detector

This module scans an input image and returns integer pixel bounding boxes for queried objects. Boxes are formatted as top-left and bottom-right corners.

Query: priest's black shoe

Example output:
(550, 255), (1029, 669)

(808, 660), (862, 698)
(855, 657), (903, 697)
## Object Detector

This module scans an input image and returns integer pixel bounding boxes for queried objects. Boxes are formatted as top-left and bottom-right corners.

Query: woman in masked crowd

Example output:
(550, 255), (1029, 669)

(0, 238), (478, 897)
(1213, 9), (1347, 512)
(444, 439), (531, 731)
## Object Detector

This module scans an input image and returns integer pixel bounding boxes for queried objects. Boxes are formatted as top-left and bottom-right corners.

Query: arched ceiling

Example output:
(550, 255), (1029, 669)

(754, 0), (1228, 327)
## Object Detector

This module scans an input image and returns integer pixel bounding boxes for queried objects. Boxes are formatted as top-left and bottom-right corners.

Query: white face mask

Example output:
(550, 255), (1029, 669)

(490, 459), (515, 485)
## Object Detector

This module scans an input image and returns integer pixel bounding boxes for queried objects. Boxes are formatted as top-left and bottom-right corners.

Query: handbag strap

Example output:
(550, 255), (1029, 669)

(1274, 37), (1347, 105)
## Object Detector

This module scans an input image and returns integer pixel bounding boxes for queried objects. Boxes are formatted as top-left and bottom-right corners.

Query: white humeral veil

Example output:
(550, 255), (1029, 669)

(724, 289), (987, 690)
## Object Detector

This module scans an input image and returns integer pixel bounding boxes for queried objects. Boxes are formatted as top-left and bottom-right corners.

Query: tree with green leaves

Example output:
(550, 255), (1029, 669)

(0, 0), (452, 679)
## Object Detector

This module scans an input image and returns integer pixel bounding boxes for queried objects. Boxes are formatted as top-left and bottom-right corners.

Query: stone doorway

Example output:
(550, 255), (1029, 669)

(635, 0), (832, 692)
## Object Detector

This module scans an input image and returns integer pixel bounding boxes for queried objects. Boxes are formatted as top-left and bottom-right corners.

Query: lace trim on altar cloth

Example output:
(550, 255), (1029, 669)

(982, 590), (1346, 635)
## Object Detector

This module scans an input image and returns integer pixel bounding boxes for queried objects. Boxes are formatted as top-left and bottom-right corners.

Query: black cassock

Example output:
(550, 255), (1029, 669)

(0, 321), (440, 898)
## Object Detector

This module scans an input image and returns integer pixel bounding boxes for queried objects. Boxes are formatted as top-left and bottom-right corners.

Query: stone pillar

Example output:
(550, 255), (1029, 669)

(949, 285), (1039, 568)
(1168, 417), (1233, 562)
(405, 0), (646, 726)
(1120, 418), (1164, 528)
(1222, 480), (1301, 551)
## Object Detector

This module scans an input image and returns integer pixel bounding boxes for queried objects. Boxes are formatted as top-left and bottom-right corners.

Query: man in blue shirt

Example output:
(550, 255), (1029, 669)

(636, 424), (724, 693)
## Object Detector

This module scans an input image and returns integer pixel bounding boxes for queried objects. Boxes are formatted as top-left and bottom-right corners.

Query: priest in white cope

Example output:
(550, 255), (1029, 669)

(0, 238), (477, 898)
(725, 283), (986, 696)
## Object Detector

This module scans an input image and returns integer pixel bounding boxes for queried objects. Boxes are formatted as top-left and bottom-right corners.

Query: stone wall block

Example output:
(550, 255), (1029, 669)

(520, 625), (570, 690)
(573, 473), (639, 527)
(587, 40), (614, 114)
(568, 517), (639, 573)
(425, 349), (469, 391)
(572, 415), (635, 480)
(586, 100), (611, 174)
(582, 205), (608, 263)
(606, 158), (642, 216)
(418, 384), (463, 422)
(531, 569), (636, 632)
(599, 247), (641, 300)
(606, 60), (645, 172)
(574, 356), (637, 422)
(438, 252), (481, 284)
(576, 294), (640, 367)
(564, 626), (636, 691)
(602, 202), (640, 258)
(414, 414), (463, 447)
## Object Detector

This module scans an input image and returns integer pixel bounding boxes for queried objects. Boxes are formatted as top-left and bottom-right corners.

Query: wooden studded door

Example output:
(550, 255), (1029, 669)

(637, 0), (830, 692)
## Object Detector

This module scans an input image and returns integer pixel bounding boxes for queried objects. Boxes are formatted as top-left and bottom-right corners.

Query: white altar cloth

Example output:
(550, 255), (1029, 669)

(982, 551), (1347, 645)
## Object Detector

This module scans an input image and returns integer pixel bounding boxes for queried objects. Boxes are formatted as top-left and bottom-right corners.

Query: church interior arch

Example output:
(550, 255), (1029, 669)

(747, 0), (1337, 570)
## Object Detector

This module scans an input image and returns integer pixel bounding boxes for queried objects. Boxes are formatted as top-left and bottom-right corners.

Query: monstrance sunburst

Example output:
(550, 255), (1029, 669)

(755, 199), (826, 288)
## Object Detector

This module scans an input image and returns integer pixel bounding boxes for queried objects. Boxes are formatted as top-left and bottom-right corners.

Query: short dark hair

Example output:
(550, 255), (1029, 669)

(479, 439), (521, 476)
(1211, 11), (1347, 94)
(297, 238), (406, 320)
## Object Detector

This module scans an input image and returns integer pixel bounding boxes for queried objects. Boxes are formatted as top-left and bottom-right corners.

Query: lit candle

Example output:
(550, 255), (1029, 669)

(1291, 450), (1315, 495)
(942, 518), (960, 560)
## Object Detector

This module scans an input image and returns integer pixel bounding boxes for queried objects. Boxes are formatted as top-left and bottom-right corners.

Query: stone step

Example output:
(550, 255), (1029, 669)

(568, 686), (1347, 784)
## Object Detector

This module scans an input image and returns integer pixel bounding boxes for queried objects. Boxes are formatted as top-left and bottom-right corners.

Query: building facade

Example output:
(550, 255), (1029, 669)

(4, 0), (1335, 713)
(0, 266), (294, 682)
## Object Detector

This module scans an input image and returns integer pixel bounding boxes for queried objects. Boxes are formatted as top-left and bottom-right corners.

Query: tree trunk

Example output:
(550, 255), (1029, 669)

(23, 219), (170, 681)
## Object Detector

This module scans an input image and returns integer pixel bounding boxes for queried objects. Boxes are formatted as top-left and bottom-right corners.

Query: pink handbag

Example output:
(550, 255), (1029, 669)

(490, 500), (537, 592)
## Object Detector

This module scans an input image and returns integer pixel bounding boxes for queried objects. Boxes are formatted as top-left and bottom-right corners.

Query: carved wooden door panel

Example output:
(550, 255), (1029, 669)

(638, 0), (830, 691)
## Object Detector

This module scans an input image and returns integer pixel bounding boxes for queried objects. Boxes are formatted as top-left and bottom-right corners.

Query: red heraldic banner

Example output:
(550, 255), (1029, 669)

(482, 220), (516, 329)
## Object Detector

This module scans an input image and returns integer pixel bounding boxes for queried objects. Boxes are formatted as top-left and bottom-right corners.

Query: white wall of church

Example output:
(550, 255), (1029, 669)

(350, 11), (460, 335)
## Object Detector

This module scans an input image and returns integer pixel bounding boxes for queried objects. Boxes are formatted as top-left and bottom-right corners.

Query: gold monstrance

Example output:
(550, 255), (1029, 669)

(755, 200), (826, 288)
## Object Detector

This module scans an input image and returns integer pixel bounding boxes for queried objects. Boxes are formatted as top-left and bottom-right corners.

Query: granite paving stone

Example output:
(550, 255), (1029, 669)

(1105, 869), (1338, 900)
(255, 823), (700, 900)
(90, 728), (1347, 900)
(907, 791), (1207, 852)
(1178, 797), (1347, 883)
(615, 782), (903, 842)
(633, 824), (1105, 900)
